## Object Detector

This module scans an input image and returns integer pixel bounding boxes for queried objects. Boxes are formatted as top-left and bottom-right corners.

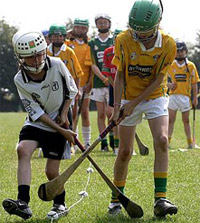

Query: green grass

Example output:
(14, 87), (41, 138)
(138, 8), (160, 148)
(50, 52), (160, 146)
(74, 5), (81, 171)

(0, 111), (200, 223)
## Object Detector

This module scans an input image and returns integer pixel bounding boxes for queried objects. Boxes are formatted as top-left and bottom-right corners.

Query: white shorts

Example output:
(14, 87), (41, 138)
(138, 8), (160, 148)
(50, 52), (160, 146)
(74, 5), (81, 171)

(120, 97), (169, 126)
(90, 87), (109, 103)
(168, 94), (191, 112)
(80, 87), (90, 99)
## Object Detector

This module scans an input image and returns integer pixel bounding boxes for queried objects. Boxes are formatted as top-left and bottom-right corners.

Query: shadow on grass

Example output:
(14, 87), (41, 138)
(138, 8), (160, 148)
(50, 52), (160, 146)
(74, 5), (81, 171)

(95, 214), (177, 223)
(4, 217), (50, 223)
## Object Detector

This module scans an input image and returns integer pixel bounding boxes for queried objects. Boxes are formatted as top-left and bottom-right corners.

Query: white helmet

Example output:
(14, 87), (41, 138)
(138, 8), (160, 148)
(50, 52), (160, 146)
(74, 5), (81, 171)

(95, 13), (111, 23)
(12, 30), (47, 73)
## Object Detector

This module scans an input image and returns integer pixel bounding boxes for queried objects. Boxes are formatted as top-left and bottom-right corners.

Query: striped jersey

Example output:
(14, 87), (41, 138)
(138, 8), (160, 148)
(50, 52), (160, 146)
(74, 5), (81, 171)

(112, 29), (176, 100)
(89, 34), (113, 88)
(167, 59), (199, 97)
(65, 39), (92, 87)
(14, 56), (78, 132)
(47, 43), (84, 79)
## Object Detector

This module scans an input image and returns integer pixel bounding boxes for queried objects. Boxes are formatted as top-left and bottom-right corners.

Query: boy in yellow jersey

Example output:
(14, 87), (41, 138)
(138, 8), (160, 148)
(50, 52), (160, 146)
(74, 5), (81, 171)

(65, 19), (92, 148)
(168, 40), (199, 149)
(108, 0), (178, 217)
(47, 24), (84, 131)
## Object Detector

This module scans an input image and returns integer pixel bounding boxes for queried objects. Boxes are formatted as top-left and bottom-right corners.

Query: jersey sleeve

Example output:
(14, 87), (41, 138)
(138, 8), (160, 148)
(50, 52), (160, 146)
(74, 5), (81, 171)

(14, 77), (45, 121)
(111, 36), (124, 71)
(190, 63), (200, 84)
(59, 59), (78, 99)
(84, 45), (93, 66)
(69, 48), (84, 78)
(102, 48), (110, 76)
(157, 39), (176, 76)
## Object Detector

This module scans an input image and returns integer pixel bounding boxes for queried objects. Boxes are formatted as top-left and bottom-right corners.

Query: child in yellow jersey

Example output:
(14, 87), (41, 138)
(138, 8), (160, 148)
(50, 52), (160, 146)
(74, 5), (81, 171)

(167, 40), (199, 149)
(108, 0), (178, 218)
(65, 18), (92, 148)
(47, 24), (84, 132)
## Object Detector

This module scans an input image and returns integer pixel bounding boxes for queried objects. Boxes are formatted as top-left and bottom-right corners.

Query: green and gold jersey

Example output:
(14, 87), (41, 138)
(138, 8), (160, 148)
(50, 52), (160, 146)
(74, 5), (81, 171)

(89, 35), (113, 88)
(167, 59), (199, 97)
(47, 43), (84, 79)
(65, 39), (92, 87)
(112, 29), (176, 100)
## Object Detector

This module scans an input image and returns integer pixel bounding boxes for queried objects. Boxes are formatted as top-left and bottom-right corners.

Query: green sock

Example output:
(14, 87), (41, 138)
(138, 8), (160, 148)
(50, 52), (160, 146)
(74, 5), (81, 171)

(154, 172), (167, 201)
(111, 180), (126, 203)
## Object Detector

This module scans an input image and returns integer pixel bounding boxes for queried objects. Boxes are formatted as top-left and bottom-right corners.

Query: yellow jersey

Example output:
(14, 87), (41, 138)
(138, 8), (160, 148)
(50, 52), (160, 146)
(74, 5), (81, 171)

(112, 29), (176, 100)
(65, 39), (92, 87)
(47, 43), (84, 79)
(167, 59), (199, 97)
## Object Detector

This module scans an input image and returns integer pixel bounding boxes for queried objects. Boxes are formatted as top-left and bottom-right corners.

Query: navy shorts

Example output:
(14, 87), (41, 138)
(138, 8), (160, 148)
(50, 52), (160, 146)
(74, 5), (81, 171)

(19, 125), (66, 160)
(109, 84), (114, 107)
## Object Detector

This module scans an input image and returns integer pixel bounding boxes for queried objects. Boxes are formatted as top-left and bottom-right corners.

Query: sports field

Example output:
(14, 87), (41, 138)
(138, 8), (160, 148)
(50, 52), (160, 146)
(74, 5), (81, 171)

(0, 111), (200, 223)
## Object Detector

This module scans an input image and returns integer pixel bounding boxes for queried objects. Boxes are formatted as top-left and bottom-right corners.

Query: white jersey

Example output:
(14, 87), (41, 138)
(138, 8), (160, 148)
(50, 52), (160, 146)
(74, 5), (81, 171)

(14, 56), (78, 132)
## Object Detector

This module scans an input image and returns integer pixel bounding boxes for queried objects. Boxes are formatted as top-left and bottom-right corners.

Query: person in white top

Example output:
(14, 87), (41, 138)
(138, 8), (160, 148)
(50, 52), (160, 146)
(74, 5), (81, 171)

(2, 30), (78, 220)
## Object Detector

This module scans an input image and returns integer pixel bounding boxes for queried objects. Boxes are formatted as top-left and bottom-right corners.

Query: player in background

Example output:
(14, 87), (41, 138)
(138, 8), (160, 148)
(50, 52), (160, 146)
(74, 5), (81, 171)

(168, 40), (199, 149)
(42, 30), (51, 46)
(89, 14), (114, 152)
(66, 18), (92, 149)
(108, 0), (178, 217)
(2, 30), (77, 220)
(102, 29), (122, 155)
(47, 24), (84, 132)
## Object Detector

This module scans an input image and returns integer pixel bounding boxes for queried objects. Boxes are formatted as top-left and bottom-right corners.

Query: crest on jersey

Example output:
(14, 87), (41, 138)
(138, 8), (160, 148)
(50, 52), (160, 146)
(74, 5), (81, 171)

(94, 45), (99, 50)
(130, 52), (137, 60)
(52, 81), (59, 91)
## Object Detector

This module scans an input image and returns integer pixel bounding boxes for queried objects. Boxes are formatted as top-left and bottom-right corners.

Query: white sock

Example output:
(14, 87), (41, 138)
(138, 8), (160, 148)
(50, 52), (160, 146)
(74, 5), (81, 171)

(82, 126), (91, 145)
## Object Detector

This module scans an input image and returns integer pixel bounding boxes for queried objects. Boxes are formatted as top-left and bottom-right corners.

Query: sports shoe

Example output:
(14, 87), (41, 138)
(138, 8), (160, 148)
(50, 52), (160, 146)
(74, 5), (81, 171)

(114, 148), (119, 156)
(47, 204), (68, 220)
(2, 199), (32, 220)
(101, 145), (109, 152)
(84, 143), (90, 150)
(187, 144), (193, 149)
(154, 198), (178, 217)
(108, 202), (122, 215)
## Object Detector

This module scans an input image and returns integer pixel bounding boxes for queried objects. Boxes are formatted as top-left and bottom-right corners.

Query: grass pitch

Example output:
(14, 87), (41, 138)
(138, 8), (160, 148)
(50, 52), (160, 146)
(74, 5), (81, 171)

(0, 111), (200, 223)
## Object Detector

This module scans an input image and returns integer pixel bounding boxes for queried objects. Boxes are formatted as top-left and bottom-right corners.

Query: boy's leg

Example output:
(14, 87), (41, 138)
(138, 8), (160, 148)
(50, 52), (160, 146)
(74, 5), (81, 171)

(46, 159), (68, 219)
(168, 109), (177, 147)
(108, 125), (135, 215)
(148, 116), (177, 217)
(2, 140), (37, 220)
(182, 110), (193, 148)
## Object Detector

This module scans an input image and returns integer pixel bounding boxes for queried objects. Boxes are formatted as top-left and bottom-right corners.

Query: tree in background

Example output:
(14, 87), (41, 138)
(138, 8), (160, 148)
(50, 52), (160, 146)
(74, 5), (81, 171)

(0, 19), (20, 111)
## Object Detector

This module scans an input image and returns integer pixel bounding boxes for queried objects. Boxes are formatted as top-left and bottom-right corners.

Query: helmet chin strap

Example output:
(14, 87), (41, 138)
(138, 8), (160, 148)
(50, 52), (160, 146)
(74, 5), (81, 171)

(175, 57), (186, 62)
(98, 28), (110, 33)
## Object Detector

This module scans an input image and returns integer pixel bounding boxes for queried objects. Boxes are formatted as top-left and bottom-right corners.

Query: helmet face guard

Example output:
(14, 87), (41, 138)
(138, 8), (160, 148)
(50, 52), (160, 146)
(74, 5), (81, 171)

(175, 40), (188, 61)
(128, 0), (162, 43)
(131, 25), (159, 43)
(20, 50), (47, 74)
(95, 13), (111, 33)
(12, 31), (47, 74)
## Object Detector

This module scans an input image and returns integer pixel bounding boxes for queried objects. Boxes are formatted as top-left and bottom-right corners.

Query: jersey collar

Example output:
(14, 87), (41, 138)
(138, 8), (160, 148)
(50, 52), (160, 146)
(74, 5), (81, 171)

(139, 30), (162, 52)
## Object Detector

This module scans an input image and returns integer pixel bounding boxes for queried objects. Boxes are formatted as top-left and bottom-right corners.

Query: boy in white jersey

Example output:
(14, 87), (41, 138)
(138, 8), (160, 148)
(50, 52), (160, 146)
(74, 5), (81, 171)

(2, 30), (78, 220)
(108, 0), (178, 218)
(168, 40), (199, 149)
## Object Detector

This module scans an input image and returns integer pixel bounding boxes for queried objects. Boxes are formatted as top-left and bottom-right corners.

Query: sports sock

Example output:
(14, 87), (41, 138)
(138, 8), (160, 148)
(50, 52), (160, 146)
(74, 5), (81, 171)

(82, 126), (91, 145)
(109, 132), (114, 149)
(168, 136), (172, 145)
(154, 172), (167, 201)
(54, 190), (65, 206)
(18, 185), (30, 204)
(101, 138), (108, 146)
(111, 180), (126, 203)
(187, 138), (193, 145)
(114, 136), (119, 148)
